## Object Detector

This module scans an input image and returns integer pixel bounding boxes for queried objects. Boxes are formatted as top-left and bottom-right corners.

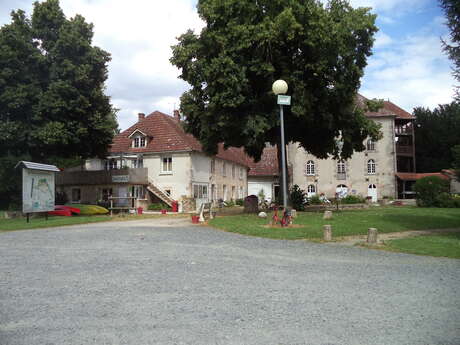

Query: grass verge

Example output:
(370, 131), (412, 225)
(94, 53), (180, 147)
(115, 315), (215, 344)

(0, 212), (183, 232)
(383, 233), (460, 259)
(208, 206), (460, 240)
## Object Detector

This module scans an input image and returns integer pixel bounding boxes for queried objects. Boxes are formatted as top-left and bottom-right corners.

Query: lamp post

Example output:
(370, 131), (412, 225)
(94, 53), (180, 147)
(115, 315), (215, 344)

(272, 80), (290, 209)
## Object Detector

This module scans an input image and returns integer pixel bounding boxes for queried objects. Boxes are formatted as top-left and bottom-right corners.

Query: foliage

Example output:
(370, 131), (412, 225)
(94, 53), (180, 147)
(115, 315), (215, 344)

(452, 144), (460, 179)
(340, 195), (365, 204)
(208, 207), (460, 240)
(289, 184), (307, 211)
(235, 198), (244, 206)
(440, 0), (460, 89)
(414, 176), (450, 207)
(170, 0), (381, 163)
(147, 203), (170, 211)
(0, 0), (118, 207)
(414, 102), (460, 172)
(225, 200), (235, 207)
(307, 195), (323, 205)
(257, 189), (266, 202)
(68, 204), (109, 215)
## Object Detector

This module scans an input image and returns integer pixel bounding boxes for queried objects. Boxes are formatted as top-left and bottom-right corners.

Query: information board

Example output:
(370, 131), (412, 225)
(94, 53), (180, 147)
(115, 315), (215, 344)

(22, 169), (55, 213)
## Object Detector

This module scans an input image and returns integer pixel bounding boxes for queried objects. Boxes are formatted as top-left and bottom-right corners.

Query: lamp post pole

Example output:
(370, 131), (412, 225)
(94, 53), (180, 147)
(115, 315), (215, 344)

(272, 80), (290, 210)
(279, 104), (288, 209)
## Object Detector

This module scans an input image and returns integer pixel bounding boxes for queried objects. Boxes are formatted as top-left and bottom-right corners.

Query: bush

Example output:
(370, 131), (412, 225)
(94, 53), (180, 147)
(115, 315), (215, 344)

(414, 176), (450, 207)
(307, 195), (323, 205)
(289, 184), (307, 211)
(235, 198), (244, 206)
(148, 203), (170, 210)
(225, 200), (235, 207)
(340, 195), (365, 204)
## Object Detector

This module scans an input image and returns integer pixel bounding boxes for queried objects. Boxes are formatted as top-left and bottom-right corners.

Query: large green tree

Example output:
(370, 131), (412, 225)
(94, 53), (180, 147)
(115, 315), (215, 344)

(414, 102), (460, 172)
(0, 0), (117, 208)
(440, 0), (460, 85)
(171, 0), (381, 164)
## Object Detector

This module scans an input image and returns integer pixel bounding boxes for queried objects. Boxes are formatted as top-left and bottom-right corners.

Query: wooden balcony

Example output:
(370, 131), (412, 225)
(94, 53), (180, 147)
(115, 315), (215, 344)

(396, 145), (414, 156)
(56, 168), (148, 186)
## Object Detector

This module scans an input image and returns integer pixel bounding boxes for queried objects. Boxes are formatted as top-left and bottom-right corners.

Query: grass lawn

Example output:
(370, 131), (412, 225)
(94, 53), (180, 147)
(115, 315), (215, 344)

(383, 233), (460, 259)
(0, 211), (181, 232)
(209, 206), (460, 240)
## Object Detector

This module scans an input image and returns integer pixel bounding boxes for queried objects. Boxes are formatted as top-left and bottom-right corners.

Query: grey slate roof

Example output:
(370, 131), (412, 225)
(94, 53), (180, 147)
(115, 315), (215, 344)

(15, 161), (60, 172)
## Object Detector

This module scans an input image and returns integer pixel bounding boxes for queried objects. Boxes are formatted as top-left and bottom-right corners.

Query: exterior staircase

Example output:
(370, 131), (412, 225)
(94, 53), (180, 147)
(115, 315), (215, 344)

(147, 178), (174, 206)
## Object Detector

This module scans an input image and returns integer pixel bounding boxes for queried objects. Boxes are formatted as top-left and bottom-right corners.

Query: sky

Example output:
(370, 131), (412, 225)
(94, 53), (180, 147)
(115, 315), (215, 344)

(0, 0), (457, 131)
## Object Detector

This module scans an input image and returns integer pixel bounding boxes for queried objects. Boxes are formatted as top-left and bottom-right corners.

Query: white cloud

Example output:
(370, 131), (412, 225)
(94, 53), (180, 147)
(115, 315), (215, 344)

(373, 31), (393, 48)
(362, 30), (457, 112)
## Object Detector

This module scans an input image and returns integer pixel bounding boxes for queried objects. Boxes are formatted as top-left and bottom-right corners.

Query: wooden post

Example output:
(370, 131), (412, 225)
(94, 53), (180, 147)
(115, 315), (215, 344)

(323, 224), (332, 241)
(367, 228), (378, 244)
(323, 210), (332, 220)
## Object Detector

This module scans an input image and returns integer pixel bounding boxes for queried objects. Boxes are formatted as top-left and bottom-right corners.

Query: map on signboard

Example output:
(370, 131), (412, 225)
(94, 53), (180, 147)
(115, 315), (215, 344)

(22, 169), (55, 213)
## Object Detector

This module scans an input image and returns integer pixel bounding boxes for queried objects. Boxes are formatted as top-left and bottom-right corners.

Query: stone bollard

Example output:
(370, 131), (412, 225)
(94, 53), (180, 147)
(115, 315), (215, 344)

(323, 210), (332, 220)
(323, 224), (332, 241)
(367, 228), (378, 244)
(291, 209), (297, 218)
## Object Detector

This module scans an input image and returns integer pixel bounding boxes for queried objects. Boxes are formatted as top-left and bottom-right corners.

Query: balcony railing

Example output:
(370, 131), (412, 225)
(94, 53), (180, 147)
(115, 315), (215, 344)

(395, 125), (413, 135)
(56, 168), (148, 186)
(396, 145), (414, 155)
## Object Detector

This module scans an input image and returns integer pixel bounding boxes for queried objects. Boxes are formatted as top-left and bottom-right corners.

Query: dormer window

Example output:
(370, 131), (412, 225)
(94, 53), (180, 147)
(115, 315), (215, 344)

(129, 129), (148, 148)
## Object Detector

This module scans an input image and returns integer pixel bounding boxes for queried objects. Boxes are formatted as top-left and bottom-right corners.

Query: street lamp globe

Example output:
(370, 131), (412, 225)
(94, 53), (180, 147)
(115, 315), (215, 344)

(272, 80), (288, 95)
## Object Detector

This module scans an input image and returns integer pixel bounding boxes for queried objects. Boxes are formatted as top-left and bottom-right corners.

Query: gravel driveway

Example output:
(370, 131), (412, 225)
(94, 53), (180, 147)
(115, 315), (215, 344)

(1, 219), (459, 345)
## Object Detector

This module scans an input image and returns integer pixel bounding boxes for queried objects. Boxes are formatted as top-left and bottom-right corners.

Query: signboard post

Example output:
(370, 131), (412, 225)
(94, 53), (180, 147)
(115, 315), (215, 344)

(15, 161), (60, 222)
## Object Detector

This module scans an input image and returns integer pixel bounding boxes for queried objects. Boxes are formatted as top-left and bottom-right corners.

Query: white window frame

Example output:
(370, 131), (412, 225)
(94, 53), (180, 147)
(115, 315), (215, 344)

(307, 185), (316, 193)
(161, 156), (172, 174)
(223, 162), (227, 177)
(193, 184), (208, 199)
(337, 160), (346, 174)
(239, 167), (243, 179)
(367, 159), (376, 174)
(366, 139), (375, 151)
(306, 160), (315, 176)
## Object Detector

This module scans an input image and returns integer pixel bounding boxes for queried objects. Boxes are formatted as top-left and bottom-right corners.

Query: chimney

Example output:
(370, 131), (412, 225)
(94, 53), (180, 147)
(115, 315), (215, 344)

(138, 113), (145, 121)
(173, 110), (181, 122)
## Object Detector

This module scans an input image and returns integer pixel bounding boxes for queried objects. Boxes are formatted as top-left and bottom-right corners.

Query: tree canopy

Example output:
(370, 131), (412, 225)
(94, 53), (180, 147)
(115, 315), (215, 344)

(171, 0), (381, 162)
(0, 0), (117, 161)
(414, 102), (460, 172)
(440, 0), (460, 86)
(0, 0), (117, 208)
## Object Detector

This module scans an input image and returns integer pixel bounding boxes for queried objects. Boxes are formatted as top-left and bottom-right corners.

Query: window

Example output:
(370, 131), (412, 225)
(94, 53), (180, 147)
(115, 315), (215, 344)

(132, 135), (147, 148)
(231, 186), (235, 199)
(337, 160), (346, 174)
(307, 185), (316, 194)
(223, 185), (227, 200)
(106, 159), (118, 170)
(101, 188), (112, 201)
(239, 186), (243, 198)
(306, 160), (315, 175)
(162, 157), (172, 173)
(366, 139), (375, 151)
(232, 165), (235, 178)
(239, 167), (243, 179)
(367, 159), (376, 174)
(223, 162), (227, 176)
(193, 184), (208, 199)
(164, 189), (171, 196)
(132, 186), (146, 199)
(131, 158), (143, 168)
(211, 159), (215, 174)
(71, 188), (81, 202)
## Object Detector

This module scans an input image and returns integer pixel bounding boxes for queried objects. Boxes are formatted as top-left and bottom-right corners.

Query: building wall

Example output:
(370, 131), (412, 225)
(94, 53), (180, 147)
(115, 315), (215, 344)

(143, 152), (192, 201)
(208, 156), (248, 201)
(289, 116), (397, 200)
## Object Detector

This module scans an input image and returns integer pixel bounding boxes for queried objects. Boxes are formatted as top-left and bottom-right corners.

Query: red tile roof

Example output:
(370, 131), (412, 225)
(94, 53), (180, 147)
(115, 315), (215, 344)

(357, 94), (414, 119)
(396, 172), (450, 181)
(109, 111), (249, 167)
(247, 146), (279, 176)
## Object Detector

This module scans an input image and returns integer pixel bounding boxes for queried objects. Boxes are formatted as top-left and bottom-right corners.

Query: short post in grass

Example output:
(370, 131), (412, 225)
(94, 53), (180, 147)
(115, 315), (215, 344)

(367, 228), (378, 244)
(323, 210), (332, 220)
(323, 224), (332, 241)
